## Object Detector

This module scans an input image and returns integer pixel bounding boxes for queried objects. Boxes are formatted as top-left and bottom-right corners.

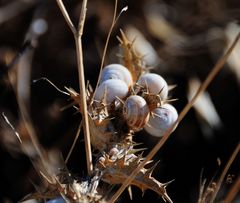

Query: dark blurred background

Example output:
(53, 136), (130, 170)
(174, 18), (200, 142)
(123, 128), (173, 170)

(0, 0), (240, 202)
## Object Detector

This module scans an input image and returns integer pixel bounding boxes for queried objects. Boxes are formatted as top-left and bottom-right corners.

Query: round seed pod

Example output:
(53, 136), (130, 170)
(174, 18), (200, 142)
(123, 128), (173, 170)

(94, 79), (129, 105)
(100, 64), (133, 87)
(123, 95), (150, 131)
(137, 73), (168, 100)
(144, 103), (178, 137)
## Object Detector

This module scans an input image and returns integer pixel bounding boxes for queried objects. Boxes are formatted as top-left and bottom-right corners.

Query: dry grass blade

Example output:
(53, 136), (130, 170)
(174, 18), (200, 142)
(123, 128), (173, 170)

(0, 0), (36, 24)
(56, 0), (93, 174)
(14, 44), (58, 185)
(91, 0), (127, 102)
(209, 143), (240, 203)
(108, 32), (240, 203)
(16, 48), (45, 161)
(64, 121), (82, 164)
(1, 112), (22, 143)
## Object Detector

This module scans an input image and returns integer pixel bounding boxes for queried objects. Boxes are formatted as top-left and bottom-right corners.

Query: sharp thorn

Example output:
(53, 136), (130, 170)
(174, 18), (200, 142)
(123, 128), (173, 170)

(145, 160), (160, 177)
(128, 186), (133, 200)
(162, 179), (175, 188)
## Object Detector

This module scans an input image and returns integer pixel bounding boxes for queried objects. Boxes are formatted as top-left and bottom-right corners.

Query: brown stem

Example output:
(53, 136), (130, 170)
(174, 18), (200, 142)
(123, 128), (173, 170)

(78, 0), (88, 36)
(75, 34), (93, 175)
(56, 0), (76, 34)
(56, 0), (92, 175)
(223, 176), (240, 203)
(108, 32), (240, 203)
(209, 143), (240, 203)
(65, 121), (83, 164)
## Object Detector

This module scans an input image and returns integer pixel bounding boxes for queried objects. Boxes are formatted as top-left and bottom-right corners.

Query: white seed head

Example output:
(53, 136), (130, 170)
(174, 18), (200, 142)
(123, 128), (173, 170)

(123, 95), (150, 131)
(94, 79), (129, 105)
(144, 103), (178, 137)
(100, 64), (133, 87)
(98, 156), (106, 163)
(137, 73), (168, 100)
(109, 147), (119, 156)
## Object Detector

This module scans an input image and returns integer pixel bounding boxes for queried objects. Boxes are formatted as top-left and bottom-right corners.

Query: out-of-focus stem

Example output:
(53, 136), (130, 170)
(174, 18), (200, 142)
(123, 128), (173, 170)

(108, 32), (240, 203)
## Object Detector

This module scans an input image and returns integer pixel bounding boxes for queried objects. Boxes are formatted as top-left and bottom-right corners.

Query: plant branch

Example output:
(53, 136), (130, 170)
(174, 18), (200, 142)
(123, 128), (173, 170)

(56, 0), (92, 174)
(75, 0), (92, 175)
(56, 0), (76, 34)
(108, 32), (240, 203)
(209, 143), (240, 203)
(74, 36), (93, 174)
(65, 121), (82, 164)
(78, 0), (88, 36)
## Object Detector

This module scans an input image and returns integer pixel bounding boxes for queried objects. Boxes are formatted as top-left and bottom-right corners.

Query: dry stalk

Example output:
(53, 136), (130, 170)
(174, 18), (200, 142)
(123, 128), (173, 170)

(56, 0), (92, 174)
(64, 121), (83, 164)
(209, 143), (240, 203)
(108, 32), (240, 203)
(91, 0), (118, 102)
(223, 176), (240, 203)
(14, 45), (58, 184)
(91, 0), (128, 102)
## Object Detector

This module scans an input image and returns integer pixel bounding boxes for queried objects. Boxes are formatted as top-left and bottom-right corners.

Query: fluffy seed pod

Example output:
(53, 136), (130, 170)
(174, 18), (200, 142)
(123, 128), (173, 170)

(100, 64), (133, 87)
(137, 73), (168, 100)
(144, 103), (178, 137)
(123, 95), (150, 131)
(94, 79), (129, 105)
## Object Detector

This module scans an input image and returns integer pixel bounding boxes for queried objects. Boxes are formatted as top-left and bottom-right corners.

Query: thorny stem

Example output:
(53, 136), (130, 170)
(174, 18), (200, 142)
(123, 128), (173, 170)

(108, 32), (240, 203)
(56, 0), (92, 175)
(209, 143), (240, 203)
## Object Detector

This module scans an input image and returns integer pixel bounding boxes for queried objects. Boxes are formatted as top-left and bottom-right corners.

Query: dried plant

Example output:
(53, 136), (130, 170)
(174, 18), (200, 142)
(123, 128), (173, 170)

(0, 1), (240, 203)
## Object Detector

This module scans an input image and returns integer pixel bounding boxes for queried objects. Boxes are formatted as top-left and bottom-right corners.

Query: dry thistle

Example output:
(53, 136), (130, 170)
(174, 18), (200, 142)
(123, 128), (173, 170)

(1, 0), (240, 203)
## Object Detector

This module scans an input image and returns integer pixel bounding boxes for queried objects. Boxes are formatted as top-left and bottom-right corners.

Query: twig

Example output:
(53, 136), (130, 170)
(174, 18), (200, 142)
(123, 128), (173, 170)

(56, 0), (92, 175)
(65, 121), (83, 164)
(32, 77), (70, 96)
(108, 32), (240, 203)
(209, 143), (240, 203)
(198, 169), (206, 203)
(56, 0), (76, 35)
(1, 112), (22, 143)
(78, 0), (88, 36)
(74, 31), (92, 175)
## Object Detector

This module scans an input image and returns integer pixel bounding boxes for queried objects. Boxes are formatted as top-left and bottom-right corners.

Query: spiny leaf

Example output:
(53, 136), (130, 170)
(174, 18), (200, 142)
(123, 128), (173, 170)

(100, 148), (173, 203)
